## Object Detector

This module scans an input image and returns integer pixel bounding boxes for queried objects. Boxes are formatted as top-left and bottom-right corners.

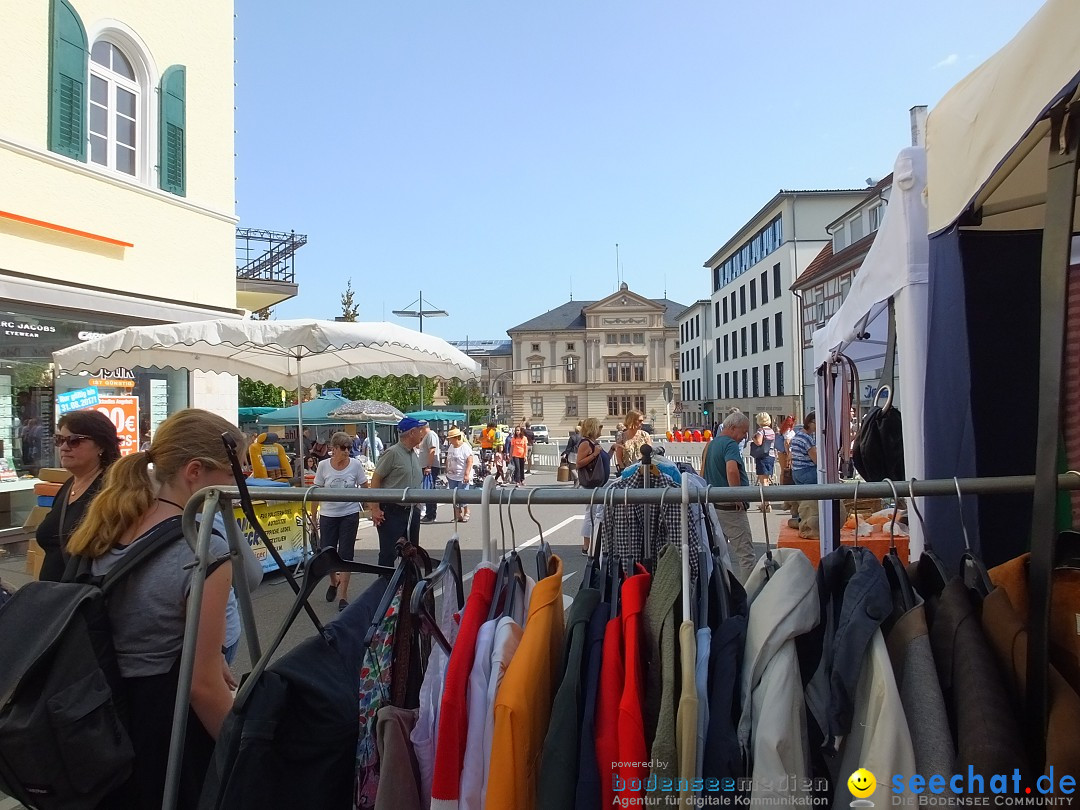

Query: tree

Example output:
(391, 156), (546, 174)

(238, 377), (285, 407)
(340, 278), (359, 322)
(446, 378), (488, 409)
(252, 306), (273, 321)
(326, 375), (437, 412)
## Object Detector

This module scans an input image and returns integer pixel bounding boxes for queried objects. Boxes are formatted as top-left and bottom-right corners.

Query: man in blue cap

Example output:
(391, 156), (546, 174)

(367, 416), (428, 565)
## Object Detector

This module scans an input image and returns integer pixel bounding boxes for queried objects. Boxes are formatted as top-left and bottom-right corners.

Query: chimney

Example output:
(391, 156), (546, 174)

(910, 105), (928, 147)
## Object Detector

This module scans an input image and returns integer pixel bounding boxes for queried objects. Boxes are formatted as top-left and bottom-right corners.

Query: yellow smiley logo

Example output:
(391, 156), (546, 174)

(848, 768), (877, 799)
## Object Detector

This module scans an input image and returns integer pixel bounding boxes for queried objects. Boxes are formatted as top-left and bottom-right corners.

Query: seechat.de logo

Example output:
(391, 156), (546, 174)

(849, 768), (878, 807)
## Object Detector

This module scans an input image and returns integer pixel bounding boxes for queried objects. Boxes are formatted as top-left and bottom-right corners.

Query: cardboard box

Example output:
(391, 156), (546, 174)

(22, 505), (50, 531)
(37, 468), (73, 484)
(25, 538), (44, 579)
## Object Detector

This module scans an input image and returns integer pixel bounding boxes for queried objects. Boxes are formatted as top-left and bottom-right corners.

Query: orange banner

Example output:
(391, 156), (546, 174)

(93, 396), (140, 456)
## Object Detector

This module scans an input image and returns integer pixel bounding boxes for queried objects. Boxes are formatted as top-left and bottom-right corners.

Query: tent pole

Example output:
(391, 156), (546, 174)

(1026, 100), (1078, 769)
(296, 353), (304, 476)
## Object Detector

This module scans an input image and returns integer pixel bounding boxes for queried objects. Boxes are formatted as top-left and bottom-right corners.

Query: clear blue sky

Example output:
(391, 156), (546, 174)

(234, 0), (1044, 340)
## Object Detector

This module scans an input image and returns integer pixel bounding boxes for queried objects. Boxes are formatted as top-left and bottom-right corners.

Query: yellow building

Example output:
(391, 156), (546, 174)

(0, 0), (292, 536)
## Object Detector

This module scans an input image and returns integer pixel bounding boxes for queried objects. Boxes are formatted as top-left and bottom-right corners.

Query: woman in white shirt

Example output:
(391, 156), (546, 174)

(314, 431), (368, 610)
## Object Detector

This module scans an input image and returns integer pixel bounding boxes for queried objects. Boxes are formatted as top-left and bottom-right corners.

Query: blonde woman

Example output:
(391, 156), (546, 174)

(67, 409), (242, 808)
(750, 411), (777, 510)
(614, 410), (651, 469)
(576, 417), (608, 553)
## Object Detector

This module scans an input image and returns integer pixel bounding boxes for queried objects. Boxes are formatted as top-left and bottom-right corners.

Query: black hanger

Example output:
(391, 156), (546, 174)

(410, 536), (464, 655)
(954, 477), (992, 597)
(837, 480), (862, 579)
(881, 478), (916, 615)
(1055, 529), (1080, 569)
(699, 486), (731, 622)
(221, 433), (322, 633)
(579, 485), (606, 591)
(759, 485), (780, 580)
(908, 478), (949, 597)
(528, 489), (552, 580)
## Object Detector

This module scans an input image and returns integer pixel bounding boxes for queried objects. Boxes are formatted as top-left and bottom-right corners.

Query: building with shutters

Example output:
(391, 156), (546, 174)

(506, 284), (685, 440)
(0, 0), (277, 539)
(704, 189), (868, 421)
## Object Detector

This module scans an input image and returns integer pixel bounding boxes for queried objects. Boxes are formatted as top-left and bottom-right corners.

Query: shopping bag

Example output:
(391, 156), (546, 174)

(422, 472), (434, 489)
(556, 462), (571, 483)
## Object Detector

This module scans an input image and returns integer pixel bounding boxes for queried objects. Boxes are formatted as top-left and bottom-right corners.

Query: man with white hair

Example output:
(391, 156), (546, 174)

(702, 409), (758, 582)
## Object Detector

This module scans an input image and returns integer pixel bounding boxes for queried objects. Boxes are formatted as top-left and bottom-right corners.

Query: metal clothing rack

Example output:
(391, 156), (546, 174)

(163, 473), (1080, 810)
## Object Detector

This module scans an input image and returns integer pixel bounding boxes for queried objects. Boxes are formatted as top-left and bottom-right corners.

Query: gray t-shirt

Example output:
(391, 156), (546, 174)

(91, 516), (229, 678)
(374, 441), (423, 493)
(418, 429), (440, 468)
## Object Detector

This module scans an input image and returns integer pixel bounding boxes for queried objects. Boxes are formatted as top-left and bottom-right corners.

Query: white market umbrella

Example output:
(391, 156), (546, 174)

(53, 319), (479, 455)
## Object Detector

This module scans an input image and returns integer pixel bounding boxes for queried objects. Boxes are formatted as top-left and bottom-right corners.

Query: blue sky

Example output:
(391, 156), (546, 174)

(234, 0), (1045, 340)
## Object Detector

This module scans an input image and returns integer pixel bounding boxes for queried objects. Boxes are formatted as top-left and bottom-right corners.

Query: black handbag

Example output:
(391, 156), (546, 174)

(852, 386), (905, 482)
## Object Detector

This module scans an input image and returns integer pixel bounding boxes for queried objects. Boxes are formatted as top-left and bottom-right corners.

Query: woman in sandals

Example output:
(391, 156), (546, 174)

(314, 431), (369, 611)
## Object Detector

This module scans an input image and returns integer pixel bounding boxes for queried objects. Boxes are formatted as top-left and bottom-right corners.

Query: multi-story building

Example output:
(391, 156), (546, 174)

(1, 0), (294, 536)
(506, 284), (685, 438)
(675, 300), (714, 429)
(704, 189), (868, 420)
(442, 339), (513, 424)
(791, 176), (893, 407)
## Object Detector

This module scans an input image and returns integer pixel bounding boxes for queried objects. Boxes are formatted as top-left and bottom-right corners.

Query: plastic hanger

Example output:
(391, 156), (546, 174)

(410, 491), (465, 654)
(700, 486), (732, 621)
(579, 485), (604, 591)
(759, 484), (779, 579)
(603, 486), (622, 619)
(882, 478), (916, 614)
(837, 480), (861, 579)
(528, 488), (552, 580)
(955, 477), (992, 597)
(908, 477), (949, 597)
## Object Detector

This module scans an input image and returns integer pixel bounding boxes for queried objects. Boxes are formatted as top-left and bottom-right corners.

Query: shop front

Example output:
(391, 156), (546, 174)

(0, 302), (191, 538)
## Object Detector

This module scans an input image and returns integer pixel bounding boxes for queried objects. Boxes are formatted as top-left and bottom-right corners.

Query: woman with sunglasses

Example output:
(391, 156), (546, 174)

(35, 409), (120, 582)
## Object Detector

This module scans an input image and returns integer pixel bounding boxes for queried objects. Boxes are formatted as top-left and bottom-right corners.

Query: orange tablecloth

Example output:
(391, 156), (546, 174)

(776, 522), (909, 568)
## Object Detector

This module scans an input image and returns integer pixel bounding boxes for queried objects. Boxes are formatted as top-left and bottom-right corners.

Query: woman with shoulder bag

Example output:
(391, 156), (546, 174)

(575, 418), (608, 554)
(750, 412), (777, 511)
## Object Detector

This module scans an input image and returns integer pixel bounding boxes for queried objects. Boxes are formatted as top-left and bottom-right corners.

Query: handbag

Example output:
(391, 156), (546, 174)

(556, 462), (571, 483)
(749, 435), (772, 460)
(852, 386), (905, 482)
(578, 442), (608, 489)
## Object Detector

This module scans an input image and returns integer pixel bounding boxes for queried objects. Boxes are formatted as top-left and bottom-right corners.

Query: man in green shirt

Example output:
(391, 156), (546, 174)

(368, 417), (427, 566)
(703, 410), (758, 582)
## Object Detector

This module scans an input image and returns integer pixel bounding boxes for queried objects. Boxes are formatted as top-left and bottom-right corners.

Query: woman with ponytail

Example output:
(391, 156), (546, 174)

(68, 408), (244, 809)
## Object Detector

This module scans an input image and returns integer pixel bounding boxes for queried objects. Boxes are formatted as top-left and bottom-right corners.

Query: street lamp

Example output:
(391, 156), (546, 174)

(489, 358), (575, 424)
(392, 289), (448, 410)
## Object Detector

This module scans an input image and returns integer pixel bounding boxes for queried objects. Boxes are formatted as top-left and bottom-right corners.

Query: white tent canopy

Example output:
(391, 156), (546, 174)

(926, 0), (1080, 234)
(811, 147), (930, 557)
(52, 319), (480, 386)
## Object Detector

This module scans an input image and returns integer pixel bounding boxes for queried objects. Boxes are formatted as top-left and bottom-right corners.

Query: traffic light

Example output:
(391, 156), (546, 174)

(702, 402), (711, 418)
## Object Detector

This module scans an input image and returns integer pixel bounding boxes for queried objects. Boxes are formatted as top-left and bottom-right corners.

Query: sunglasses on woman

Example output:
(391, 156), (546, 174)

(54, 434), (93, 448)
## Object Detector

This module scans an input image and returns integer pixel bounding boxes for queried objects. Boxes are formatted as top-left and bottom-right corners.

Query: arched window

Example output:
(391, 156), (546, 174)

(88, 39), (139, 176)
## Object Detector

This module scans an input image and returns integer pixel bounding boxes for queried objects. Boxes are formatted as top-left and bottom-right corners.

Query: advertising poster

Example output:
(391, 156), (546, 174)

(93, 396), (140, 456)
(232, 500), (305, 573)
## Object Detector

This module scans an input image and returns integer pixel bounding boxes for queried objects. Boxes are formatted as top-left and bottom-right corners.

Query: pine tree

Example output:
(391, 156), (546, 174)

(340, 279), (359, 321)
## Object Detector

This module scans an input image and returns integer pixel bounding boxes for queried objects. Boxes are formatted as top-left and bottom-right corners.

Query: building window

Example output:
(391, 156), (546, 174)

(529, 362), (543, 383)
(777, 362), (785, 396)
(760, 271), (769, 304)
(723, 334), (729, 362)
(633, 361), (645, 382)
(88, 41), (140, 176)
(606, 333), (617, 344)
(531, 342), (540, 352)
(764, 363), (771, 396)
(740, 286), (747, 316)
(774, 312), (783, 347)
(752, 367), (759, 397)
(607, 362), (618, 383)
(620, 362), (631, 382)
(724, 372), (730, 399)
(674, 363), (680, 380)
(566, 342), (575, 351)
(608, 396), (620, 417)
(437, 380), (449, 397)
(773, 264), (781, 299)
(750, 278), (757, 310)
(741, 369), (748, 397)
(722, 297), (728, 324)
(633, 395), (646, 413)
(620, 394), (632, 414)
(530, 395), (544, 417)
(849, 214), (865, 243)
(564, 358), (578, 384)
(751, 323), (758, 354)
(565, 395), (578, 417)
(714, 213), (784, 288)
(715, 301), (721, 327)
(762, 317), (770, 351)
(619, 333), (632, 344)
(740, 327), (747, 357)
(729, 291), (736, 319)
(869, 203), (884, 232)
(833, 223), (846, 253)
(695, 347), (701, 369)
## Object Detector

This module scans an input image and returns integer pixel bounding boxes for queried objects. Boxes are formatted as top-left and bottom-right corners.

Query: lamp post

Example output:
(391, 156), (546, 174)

(392, 290), (448, 411)
(489, 358), (575, 424)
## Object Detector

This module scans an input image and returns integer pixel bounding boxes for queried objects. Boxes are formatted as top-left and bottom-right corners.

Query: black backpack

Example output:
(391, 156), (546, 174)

(0, 518), (186, 809)
(852, 405), (905, 482)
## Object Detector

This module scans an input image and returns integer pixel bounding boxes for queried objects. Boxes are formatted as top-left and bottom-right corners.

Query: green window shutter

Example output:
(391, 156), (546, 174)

(159, 65), (186, 196)
(47, 0), (89, 161)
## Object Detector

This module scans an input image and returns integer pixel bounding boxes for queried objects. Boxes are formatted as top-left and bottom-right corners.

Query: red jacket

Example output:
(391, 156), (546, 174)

(430, 565), (497, 809)
(618, 566), (653, 800)
(595, 615), (624, 809)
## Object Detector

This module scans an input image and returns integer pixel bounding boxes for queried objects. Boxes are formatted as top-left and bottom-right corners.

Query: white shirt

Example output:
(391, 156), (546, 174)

(313, 457), (367, 517)
(459, 619), (499, 810)
(362, 435), (384, 455)
(445, 443), (473, 481)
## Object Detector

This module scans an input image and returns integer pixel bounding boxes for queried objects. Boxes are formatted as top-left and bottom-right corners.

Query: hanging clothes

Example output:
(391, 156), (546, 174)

(617, 564), (652, 804)
(458, 619), (499, 810)
(643, 545), (682, 798)
(574, 600), (609, 810)
(431, 564), (498, 810)
(924, 577), (1026, 777)
(595, 611), (624, 810)
(980, 585), (1080, 780)
(411, 582), (462, 810)
(607, 468), (700, 581)
(702, 570), (748, 791)
(356, 588), (404, 808)
(675, 620), (698, 806)
(738, 548), (819, 807)
(694, 554), (714, 785)
(884, 595), (956, 779)
(485, 554), (566, 810)
(201, 577), (388, 810)
(480, 614), (525, 798)
(536, 587), (602, 810)
(374, 706), (423, 810)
